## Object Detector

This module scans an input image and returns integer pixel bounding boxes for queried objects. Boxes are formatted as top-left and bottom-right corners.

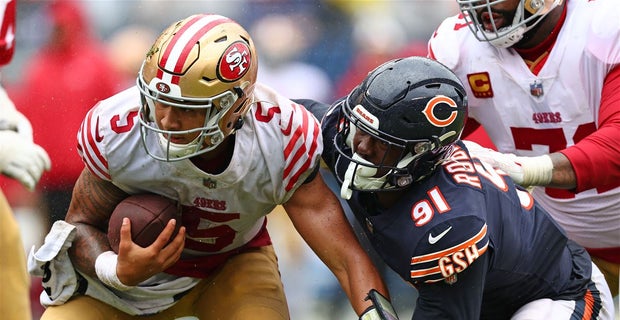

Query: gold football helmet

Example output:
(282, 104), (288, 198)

(137, 14), (258, 161)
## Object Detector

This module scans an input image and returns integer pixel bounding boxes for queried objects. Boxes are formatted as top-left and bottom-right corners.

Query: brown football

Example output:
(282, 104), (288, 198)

(107, 194), (180, 253)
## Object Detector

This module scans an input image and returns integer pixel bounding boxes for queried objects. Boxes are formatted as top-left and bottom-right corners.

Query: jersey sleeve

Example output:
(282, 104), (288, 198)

(282, 101), (322, 193)
(413, 251), (489, 319)
(252, 95), (323, 200)
(292, 98), (331, 124)
(410, 217), (489, 284)
(77, 102), (112, 181)
(560, 2), (620, 193)
(561, 65), (620, 193)
(427, 13), (468, 70)
(410, 216), (489, 318)
(585, 0), (620, 65)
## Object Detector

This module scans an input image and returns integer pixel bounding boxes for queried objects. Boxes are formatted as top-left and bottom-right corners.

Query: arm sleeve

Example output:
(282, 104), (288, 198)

(413, 250), (488, 320)
(77, 103), (112, 181)
(560, 65), (620, 193)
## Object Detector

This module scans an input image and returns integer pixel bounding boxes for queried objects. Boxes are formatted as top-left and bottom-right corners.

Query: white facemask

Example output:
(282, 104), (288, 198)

(341, 153), (384, 200)
(157, 133), (203, 160)
(340, 152), (417, 200)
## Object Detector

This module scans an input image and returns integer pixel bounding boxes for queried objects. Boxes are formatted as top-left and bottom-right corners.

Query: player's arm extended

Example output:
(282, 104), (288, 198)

(466, 67), (620, 191)
(559, 65), (620, 192)
(283, 171), (390, 317)
(66, 169), (185, 288)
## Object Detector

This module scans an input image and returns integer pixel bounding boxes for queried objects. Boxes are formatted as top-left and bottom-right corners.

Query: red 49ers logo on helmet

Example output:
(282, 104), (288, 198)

(156, 82), (171, 93)
(218, 41), (251, 82)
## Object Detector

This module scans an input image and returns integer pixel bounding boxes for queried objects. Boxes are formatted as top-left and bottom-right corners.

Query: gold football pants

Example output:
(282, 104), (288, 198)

(0, 190), (32, 320)
(41, 245), (290, 320)
(591, 255), (619, 297)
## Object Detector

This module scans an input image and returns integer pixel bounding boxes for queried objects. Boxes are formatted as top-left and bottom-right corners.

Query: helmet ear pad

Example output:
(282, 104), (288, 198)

(218, 85), (253, 134)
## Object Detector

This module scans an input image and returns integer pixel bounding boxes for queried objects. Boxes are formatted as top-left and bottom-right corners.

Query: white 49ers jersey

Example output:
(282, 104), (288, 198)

(77, 83), (322, 255)
(429, 0), (620, 250)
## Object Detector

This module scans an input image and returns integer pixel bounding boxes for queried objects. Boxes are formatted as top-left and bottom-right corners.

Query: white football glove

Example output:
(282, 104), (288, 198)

(0, 130), (51, 190)
(463, 140), (553, 187)
(0, 86), (33, 140)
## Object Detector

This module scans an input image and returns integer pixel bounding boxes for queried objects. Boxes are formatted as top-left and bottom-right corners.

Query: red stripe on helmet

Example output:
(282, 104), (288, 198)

(158, 15), (232, 84)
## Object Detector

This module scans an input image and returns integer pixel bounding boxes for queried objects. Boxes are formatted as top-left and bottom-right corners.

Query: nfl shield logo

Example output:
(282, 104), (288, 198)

(203, 178), (217, 189)
(444, 274), (458, 285)
(530, 80), (544, 97)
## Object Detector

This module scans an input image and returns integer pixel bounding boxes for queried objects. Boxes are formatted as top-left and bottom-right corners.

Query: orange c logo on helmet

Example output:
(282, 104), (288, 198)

(218, 41), (251, 82)
(422, 95), (458, 127)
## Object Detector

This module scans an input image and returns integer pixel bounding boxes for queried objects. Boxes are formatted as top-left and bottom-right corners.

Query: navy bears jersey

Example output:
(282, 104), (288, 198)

(319, 102), (596, 319)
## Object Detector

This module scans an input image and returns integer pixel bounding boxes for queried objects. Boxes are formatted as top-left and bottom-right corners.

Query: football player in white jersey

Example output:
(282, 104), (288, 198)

(0, 1), (51, 319)
(428, 0), (620, 298)
(32, 14), (389, 320)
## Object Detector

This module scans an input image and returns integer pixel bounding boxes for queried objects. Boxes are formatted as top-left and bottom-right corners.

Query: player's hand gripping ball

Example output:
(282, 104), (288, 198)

(107, 194), (181, 253)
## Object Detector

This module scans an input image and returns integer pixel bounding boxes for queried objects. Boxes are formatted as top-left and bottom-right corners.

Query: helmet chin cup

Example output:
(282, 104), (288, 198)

(157, 133), (202, 160)
(485, 25), (526, 48)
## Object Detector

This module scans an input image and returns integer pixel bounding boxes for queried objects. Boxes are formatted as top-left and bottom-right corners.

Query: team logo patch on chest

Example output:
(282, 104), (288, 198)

(203, 178), (217, 189)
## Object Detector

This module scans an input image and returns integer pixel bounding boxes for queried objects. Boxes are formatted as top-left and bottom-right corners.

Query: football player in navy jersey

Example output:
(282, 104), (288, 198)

(297, 56), (615, 319)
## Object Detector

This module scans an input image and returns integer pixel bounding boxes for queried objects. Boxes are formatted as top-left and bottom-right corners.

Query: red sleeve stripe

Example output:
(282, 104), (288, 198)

(427, 42), (436, 60)
(84, 109), (110, 173)
(78, 109), (110, 180)
(158, 15), (232, 85)
(283, 104), (320, 191)
(411, 224), (488, 264)
(285, 119), (320, 191)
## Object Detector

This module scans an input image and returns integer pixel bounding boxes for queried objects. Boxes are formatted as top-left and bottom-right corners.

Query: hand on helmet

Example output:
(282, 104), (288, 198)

(463, 140), (552, 187)
(0, 131), (51, 190)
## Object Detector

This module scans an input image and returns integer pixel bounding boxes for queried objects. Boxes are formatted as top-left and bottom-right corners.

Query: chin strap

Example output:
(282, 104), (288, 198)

(341, 153), (379, 200)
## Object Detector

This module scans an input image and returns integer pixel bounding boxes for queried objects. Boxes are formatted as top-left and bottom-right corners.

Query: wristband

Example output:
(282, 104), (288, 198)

(517, 155), (553, 186)
(360, 306), (381, 320)
(95, 251), (134, 291)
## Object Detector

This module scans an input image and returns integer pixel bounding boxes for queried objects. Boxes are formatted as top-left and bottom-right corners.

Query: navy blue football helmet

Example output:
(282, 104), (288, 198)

(334, 57), (468, 198)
